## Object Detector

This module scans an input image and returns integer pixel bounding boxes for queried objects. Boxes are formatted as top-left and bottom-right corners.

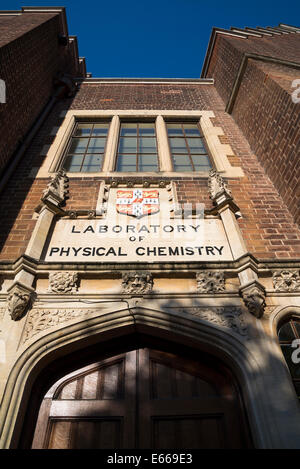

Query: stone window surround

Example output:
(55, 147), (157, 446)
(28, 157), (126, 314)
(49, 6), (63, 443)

(36, 110), (244, 179)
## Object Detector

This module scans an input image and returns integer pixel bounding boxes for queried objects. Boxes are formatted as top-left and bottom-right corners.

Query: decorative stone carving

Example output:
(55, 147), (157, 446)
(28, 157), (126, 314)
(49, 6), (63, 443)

(272, 270), (300, 292)
(42, 168), (69, 206)
(196, 271), (225, 293)
(176, 306), (247, 337)
(167, 181), (182, 216)
(87, 210), (96, 219)
(240, 283), (266, 318)
(208, 169), (232, 202)
(7, 284), (33, 321)
(121, 272), (153, 294)
(22, 309), (95, 344)
(48, 272), (79, 293)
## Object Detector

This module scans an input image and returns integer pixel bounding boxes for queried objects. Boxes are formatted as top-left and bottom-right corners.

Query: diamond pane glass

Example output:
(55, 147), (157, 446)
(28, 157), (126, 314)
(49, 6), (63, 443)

(278, 322), (295, 342)
(281, 345), (300, 377)
(294, 381), (300, 398)
(294, 321), (300, 337)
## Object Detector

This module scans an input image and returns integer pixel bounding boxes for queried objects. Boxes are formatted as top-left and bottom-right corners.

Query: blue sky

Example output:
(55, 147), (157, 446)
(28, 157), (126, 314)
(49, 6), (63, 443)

(1, 0), (300, 78)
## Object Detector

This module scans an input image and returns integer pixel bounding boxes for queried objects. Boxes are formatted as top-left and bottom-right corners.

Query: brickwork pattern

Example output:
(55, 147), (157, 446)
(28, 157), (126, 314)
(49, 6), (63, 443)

(0, 83), (300, 261)
(0, 13), (60, 173)
(206, 33), (300, 225)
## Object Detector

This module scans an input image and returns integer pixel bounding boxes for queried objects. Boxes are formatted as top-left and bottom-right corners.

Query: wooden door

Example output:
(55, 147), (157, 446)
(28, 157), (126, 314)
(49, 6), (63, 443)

(32, 348), (250, 449)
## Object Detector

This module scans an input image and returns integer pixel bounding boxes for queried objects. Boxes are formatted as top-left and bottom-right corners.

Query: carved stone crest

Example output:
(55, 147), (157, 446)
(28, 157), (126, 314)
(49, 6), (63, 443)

(7, 284), (33, 321)
(272, 270), (300, 292)
(121, 272), (153, 294)
(48, 272), (79, 293)
(240, 283), (266, 318)
(196, 271), (225, 293)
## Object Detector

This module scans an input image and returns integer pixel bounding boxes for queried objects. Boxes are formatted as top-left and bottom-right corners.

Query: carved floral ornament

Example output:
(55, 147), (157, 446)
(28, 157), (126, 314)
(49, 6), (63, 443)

(196, 271), (225, 293)
(21, 305), (247, 345)
(48, 272), (79, 293)
(121, 271), (153, 294)
(189, 306), (247, 337)
(272, 270), (300, 292)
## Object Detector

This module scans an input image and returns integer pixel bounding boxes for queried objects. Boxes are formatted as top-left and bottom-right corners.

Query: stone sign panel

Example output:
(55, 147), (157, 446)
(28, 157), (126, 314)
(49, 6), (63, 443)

(43, 189), (234, 262)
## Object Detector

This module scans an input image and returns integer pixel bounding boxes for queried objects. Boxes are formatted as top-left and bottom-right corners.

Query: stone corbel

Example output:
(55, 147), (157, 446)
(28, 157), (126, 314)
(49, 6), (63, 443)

(7, 282), (35, 321)
(240, 280), (266, 318)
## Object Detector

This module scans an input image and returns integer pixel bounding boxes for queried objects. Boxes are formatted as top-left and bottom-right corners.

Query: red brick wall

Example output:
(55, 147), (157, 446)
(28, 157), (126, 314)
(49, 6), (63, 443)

(206, 32), (300, 104)
(206, 32), (300, 225)
(0, 82), (300, 261)
(0, 12), (85, 175)
(231, 59), (300, 225)
(0, 13), (61, 173)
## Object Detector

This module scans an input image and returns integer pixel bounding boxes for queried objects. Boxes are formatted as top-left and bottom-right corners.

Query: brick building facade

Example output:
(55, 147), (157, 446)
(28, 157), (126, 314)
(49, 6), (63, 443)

(0, 7), (299, 449)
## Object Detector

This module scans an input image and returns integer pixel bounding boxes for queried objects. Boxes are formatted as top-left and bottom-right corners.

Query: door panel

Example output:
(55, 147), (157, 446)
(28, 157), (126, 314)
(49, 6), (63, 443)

(32, 347), (250, 449)
(48, 419), (122, 449)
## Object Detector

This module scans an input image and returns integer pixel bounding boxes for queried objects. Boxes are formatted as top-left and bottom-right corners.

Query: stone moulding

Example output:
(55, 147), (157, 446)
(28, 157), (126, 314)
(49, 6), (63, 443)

(121, 271), (153, 295)
(196, 271), (225, 293)
(48, 272), (79, 293)
(272, 270), (300, 292)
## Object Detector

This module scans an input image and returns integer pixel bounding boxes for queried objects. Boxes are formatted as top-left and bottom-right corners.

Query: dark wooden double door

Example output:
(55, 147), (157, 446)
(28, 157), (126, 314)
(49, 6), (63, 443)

(32, 348), (250, 449)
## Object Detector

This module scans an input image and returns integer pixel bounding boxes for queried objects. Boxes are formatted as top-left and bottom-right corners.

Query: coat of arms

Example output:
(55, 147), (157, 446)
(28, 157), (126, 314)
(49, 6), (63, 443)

(116, 189), (159, 218)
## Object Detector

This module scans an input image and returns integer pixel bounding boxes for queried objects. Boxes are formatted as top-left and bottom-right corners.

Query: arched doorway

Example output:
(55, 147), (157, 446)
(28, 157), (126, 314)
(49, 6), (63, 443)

(31, 345), (252, 449)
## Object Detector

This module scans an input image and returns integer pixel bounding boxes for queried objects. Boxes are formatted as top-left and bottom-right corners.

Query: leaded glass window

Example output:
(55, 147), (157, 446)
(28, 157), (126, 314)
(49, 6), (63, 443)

(116, 123), (159, 172)
(63, 122), (109, 172)
(278, 317), (300, 401)
(167, 123), (212, 172)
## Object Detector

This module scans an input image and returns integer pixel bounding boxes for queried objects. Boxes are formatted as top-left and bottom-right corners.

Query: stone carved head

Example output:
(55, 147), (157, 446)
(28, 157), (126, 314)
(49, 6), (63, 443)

(7, 288), (31, 321)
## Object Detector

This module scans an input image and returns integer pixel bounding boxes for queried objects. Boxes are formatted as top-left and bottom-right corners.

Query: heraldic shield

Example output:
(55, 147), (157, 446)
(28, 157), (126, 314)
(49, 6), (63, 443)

(116, 189), (159, 218)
